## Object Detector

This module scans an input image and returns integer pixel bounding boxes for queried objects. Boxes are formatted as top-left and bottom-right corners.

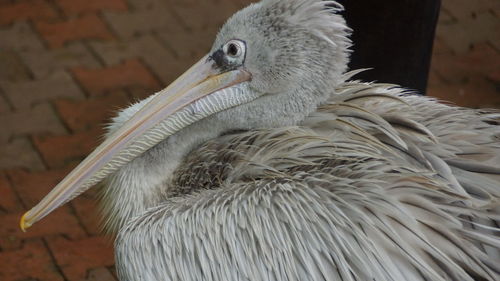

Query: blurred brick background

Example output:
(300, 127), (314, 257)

(428, 0), (499, 108)
(0, 0), (498, 280)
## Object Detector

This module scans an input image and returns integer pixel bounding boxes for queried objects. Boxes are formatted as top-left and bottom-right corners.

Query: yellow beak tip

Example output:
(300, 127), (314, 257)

(20, 212), (30, 232)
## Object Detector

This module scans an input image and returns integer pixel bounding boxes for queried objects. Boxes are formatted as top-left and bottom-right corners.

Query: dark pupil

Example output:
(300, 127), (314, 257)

(227, 43), (238, 56)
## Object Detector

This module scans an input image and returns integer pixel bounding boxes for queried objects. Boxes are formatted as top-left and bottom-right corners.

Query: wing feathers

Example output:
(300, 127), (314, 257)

(116, 81), (499, 281)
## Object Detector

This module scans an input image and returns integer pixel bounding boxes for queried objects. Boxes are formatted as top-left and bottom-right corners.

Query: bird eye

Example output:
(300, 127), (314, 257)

(223, 40), (245, 59)
(228, 43), (239, 56)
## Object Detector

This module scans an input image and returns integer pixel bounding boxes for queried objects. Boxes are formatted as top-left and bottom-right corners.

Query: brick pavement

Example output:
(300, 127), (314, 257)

(428, 0), (499, 108)
(0, 0), (498, 280)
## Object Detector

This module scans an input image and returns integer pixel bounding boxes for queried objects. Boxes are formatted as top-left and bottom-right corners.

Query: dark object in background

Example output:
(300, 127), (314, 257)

(337, 0), (441, 94)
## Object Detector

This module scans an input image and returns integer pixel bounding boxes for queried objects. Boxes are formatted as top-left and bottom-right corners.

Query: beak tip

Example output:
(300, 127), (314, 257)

(20, 212), (30, 232)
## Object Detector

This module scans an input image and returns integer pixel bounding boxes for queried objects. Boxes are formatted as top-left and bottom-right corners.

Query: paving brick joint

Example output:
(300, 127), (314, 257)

(0, 0), (498, 280)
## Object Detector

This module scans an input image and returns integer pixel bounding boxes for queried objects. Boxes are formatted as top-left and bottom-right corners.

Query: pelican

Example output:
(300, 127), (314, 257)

(20, 0), (500, 280)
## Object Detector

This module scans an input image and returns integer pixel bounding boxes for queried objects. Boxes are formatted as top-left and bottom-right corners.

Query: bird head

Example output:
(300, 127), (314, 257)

(20, 0), (351, 231)
(212, 0), (350, 95)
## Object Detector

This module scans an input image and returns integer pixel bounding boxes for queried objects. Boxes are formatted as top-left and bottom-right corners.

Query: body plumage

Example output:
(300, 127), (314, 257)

(114, 80), (500, 281)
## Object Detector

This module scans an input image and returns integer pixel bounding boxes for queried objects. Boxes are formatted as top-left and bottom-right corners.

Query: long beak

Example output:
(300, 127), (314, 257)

(20, 54), (251, 231)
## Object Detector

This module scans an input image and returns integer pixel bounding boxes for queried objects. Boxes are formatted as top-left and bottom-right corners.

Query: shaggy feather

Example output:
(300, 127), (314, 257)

(114, 80), (500, 281)
(90, 0), (500, 280)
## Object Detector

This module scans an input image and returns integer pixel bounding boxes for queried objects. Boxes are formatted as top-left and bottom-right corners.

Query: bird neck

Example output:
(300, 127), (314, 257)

(99, 115), (227, 234)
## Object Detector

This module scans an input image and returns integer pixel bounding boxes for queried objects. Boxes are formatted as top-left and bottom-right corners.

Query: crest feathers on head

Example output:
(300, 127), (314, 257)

(262, 0), (351, 46)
